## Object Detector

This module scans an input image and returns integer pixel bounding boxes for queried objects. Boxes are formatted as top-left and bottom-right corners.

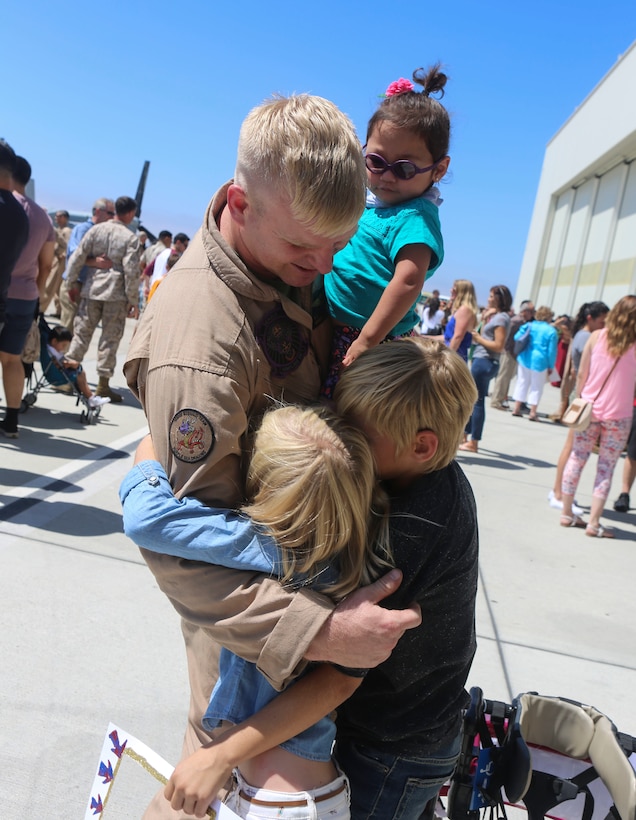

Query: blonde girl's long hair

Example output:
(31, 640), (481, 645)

(243, 405), (391, 601)
(451, 279), (479, 320)
(604, 295), (636, 358)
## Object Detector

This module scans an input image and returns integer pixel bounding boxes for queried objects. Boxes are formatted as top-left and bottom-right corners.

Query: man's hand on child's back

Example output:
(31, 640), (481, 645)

(305, 569), (421, 667)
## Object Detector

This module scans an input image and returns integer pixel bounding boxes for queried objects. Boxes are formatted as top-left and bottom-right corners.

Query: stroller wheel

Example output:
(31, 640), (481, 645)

(24, 392), (37, 406)
(19, 399), (29, 414)
(80, 410), (88, 424)
(89, 410), (99, 425)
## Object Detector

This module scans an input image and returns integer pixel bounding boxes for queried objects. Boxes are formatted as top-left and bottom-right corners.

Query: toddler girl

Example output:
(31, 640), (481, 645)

(322, 64), (451, 397)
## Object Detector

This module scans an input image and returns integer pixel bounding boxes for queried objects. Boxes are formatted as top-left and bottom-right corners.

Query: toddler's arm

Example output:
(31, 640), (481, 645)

(165, 664), (362, 818)
(343, 244), (431, 365)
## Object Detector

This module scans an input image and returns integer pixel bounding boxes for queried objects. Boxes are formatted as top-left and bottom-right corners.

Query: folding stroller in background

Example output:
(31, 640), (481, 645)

(20, 314), (104, 425)
(446, 687), (636, 820)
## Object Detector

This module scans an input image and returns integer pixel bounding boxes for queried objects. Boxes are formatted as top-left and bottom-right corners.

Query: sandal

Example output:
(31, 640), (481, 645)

(511, 412), (523, 417)
(585, 524), (615, 538)
(560, 515), (586, 529)
(458, 441), (478, 453)
(528, 415), (538, 422)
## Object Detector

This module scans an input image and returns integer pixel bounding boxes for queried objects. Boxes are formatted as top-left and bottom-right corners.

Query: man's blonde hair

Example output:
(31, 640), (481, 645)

(235, 94), (366, 237)
(243, 405), (390, 600)
(335, 337), (478, 474)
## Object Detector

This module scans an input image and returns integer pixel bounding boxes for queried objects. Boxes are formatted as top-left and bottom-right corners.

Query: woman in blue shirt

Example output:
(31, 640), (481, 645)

(512, 306), (559, 421)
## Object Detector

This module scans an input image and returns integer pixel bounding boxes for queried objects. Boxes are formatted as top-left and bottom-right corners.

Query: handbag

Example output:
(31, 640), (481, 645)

(562, 397), (593, 431)
(513, 323), (531, 357)
(562, 357), (619, 431)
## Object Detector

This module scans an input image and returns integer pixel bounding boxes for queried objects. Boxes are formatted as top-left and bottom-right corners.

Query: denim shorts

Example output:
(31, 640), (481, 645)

(334, 731), (460, 820)
(0, 298), (38, 355)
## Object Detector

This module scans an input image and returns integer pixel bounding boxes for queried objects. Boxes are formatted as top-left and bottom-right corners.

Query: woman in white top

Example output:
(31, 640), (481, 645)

(420, 296), (445, 335)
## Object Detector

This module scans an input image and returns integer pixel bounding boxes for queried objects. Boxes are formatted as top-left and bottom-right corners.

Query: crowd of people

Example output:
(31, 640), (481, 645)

(417, 286), (636, 537)
(0, 138), (190, 434)
(2, 70), (636, 820)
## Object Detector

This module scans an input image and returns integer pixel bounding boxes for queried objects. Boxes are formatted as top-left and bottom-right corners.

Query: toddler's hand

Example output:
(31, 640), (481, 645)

(342, 337), (372, 367)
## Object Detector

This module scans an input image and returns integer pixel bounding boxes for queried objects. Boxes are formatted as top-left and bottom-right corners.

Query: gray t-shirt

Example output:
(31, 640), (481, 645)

(571, 329), (590, 372)
(473, 311), (510, 361)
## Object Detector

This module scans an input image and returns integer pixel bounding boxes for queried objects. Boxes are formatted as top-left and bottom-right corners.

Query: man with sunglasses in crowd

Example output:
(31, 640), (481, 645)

(58, 198), (116, 331)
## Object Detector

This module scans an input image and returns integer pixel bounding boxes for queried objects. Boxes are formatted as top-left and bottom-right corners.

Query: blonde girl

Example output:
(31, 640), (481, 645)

(122, 405), (390, 819)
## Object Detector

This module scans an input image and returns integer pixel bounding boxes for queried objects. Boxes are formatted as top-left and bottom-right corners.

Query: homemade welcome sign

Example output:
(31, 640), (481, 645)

(85, 723), (239, 819)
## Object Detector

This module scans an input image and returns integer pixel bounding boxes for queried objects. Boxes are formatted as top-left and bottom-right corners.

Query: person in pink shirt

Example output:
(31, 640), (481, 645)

(561, 294), (636, 537)
(0, 156), (55, 438)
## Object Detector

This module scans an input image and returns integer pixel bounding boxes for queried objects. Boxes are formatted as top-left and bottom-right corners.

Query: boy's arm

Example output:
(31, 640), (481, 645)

(343, 244), (431, 365)
(165, 664), (362, 818)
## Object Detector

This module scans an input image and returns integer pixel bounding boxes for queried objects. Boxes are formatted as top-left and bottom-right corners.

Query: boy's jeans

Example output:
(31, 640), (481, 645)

(334, 731), (460, 820)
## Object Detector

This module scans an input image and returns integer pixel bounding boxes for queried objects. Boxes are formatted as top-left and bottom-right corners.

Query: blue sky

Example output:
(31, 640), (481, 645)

(6, 1), (635, 303)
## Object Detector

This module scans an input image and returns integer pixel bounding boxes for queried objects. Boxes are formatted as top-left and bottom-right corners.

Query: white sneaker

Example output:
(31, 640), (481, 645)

(88, 395), (111, 408)
(548, 489), (583, 516)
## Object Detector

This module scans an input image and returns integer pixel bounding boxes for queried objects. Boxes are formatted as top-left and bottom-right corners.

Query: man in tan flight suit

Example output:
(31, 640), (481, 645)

(125, 94), (421, 819)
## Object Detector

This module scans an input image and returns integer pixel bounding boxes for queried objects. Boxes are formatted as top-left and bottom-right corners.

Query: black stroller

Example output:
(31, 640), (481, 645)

(21, 314), (103, 425)
(446, 687), (636, 820)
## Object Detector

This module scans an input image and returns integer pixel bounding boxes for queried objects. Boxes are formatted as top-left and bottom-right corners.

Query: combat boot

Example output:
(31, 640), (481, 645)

(96, 376), (123, 403)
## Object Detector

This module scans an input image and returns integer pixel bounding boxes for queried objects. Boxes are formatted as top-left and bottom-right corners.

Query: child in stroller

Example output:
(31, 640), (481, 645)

(21, 316), (110, 424)
(46, 325), (110, 412)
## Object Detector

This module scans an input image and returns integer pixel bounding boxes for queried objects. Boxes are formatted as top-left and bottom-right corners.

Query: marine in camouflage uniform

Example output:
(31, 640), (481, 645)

(66, 196), (140, 401)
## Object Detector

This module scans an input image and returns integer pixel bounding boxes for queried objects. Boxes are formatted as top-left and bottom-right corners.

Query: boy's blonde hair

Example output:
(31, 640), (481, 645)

(243, 405), (390, 600)
(235, 94), (366, 238)
(335, 337), (478, 473)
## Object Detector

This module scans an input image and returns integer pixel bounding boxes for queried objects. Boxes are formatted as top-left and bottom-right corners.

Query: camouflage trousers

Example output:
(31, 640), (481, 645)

(67, 298), (128, 378)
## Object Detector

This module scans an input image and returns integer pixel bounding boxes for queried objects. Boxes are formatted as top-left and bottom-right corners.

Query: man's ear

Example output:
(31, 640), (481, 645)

(226, 183), (249, 226)
(414, 429), (438, 464)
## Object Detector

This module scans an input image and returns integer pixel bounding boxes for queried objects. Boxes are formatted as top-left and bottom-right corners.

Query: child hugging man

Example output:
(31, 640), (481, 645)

(121, 336), (479, 820)
(47, 325), (110, 409)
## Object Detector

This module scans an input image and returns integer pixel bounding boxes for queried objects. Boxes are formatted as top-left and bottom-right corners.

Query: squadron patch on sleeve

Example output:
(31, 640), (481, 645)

(255, 304), (308, 378)
(169, 409), (215, 463)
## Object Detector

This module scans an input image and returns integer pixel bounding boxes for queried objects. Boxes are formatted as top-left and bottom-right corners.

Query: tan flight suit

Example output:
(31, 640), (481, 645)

(66, 219), (140, 377)
(125, 185), (334, 817)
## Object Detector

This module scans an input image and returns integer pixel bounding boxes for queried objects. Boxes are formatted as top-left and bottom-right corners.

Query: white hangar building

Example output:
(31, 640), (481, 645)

(517, 40), (636, 315)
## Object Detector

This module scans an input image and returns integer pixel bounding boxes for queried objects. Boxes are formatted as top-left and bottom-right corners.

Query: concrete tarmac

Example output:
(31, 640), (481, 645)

(1, 319), (635, 818)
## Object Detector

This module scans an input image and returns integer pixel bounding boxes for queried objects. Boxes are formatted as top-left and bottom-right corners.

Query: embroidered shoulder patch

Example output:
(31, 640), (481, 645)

(169, 409), (215, 463)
